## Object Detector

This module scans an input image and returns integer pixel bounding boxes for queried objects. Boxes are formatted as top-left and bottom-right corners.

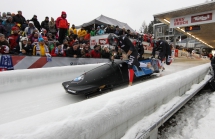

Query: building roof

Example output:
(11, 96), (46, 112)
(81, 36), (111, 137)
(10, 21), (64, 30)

(153, 1), (215, 48)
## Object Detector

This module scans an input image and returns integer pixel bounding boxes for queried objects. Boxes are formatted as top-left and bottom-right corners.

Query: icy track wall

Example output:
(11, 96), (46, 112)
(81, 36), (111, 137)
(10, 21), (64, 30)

(0, 64), (210, 139)
(0, 63), (103, 93)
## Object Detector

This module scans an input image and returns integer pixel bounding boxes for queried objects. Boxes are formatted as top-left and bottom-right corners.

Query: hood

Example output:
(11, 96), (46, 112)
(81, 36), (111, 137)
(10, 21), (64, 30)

(61, 11), (67, 18)
(61, 11), (66, 15)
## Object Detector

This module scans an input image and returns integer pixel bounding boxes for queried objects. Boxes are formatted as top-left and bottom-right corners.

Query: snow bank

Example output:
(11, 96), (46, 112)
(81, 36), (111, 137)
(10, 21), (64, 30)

(0, 64), (103, 93)
(0, 63), (210, 139)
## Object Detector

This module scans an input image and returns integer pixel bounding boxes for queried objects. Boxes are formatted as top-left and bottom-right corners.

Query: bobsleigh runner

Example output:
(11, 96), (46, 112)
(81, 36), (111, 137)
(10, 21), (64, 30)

(62, 58), (161, 97)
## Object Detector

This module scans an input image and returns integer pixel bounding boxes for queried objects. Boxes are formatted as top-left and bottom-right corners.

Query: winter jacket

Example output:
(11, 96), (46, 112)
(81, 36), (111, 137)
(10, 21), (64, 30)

(56, 11), (68, 29)
(49, 18), (57, 34)
(24, 26), (39, 37)
(30, 18), (41, 31)
(84, 33), (90, 41)
(13, 14), (26, 25)
(96, 29), (104, 35)
(2, 20), (15, 37)
(69, 28), (77, 35)
(8, 34), (19, 49)
(41, 20), (49, 32)
(90, 30), (96, 36)
(90, 49), (101, 58)
(78, 29), (87, 37)
(66, 47), (81, 57)
(0, 24), (7, 36)
(33, 43), (49, 56)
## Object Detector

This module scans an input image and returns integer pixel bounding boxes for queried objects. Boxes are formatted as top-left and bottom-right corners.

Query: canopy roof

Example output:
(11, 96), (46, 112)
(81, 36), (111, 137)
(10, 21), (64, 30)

(154, 1), (215, 48)
(76, 15), (134, 32)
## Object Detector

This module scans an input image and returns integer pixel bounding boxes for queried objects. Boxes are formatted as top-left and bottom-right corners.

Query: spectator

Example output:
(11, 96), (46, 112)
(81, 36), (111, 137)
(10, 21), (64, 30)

(69, 29), (78, 41)
(41, 17), (49, 32)
(0, 33), (10, 54)
(69, 24), (77, 35)
(56, 11), (68, 44)
(33, 37), (49, 56)
(29, 32), (39, 44)
(78, 36), (86, 44)
(51, 43), (66, 57)
(8, 27), (19, 52)
(66, 41), (81, 58)
(90, 27), (96, 36)
(49, 17), (57, 36)
(96, 25), (105, 35)
(3, 16), (15, 37)
(122, 27), (128, 36)
(114, 25), (122, 36)
(0, 19), (7, 36)
(105, 24), (112, 33)
(84, 30), (90, 41)
(24, 21), (39, 37)
(13, 11), (27, 30)
(30, 15), (41, 31)
(81, 43), (91, 58)
(47, 33), (55, 41)
(101, 46), (110, 58)
(110, 25), (116, 33)
(1, 12), (7, 22)
(62, 39), (69, 51)
(78, 26), (87, 38)
(16, 37), (32, 55)
(40, 28), (47, 37)
(90, 44), (101, 58)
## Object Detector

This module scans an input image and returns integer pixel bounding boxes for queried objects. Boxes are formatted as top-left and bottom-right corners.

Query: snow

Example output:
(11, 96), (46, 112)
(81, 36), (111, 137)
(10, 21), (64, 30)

(190, 93), (215, 139)
(0, 57), (213, 139)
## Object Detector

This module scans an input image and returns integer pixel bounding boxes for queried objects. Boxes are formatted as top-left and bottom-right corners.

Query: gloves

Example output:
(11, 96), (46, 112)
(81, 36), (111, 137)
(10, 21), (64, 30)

(45, 53), (52, 62)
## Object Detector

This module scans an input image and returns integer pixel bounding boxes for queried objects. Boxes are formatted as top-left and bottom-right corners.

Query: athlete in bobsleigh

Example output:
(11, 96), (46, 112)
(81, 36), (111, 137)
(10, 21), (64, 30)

(111, 34), (151, 86)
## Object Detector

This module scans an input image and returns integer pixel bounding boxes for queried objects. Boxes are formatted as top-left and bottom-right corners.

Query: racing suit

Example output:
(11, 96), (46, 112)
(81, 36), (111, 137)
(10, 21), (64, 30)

(117, 36), (147, 85)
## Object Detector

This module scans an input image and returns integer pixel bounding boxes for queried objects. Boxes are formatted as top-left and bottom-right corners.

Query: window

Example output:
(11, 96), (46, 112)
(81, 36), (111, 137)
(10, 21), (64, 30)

(157, 27), (163, 33)
(169, 28), (173, 32)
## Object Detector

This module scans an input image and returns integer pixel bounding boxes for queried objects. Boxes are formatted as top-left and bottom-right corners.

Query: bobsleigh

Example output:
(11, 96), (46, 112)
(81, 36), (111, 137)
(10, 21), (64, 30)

(62, 59), (159, 96)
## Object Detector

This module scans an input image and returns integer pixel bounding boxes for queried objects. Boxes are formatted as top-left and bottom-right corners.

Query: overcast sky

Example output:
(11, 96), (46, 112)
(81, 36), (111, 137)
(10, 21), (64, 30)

(1, 0), (206, 31)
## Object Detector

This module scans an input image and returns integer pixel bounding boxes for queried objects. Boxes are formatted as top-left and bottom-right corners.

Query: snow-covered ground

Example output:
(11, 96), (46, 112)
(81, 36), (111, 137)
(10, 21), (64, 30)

(157, 89), (213, 139)
(0, 57), (212, 139)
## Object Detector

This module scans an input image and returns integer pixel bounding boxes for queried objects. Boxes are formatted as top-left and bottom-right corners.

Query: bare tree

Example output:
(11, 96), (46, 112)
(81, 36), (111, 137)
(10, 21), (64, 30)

(139, 21), (147, 33)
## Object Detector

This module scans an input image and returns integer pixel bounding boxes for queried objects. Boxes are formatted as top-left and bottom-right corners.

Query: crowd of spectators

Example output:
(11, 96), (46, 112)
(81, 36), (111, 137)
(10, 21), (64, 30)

(0, 11), (154, 59)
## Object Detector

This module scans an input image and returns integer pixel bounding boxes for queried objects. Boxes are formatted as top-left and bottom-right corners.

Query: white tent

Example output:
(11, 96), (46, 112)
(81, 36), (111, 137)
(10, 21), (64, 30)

(76, 15), (134, 32)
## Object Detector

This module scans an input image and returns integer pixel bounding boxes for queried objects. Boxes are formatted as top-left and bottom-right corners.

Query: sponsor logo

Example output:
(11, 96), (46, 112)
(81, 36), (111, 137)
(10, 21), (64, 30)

(191, 13), (212, 23)
(99, 39), (107, 44)
(91, 40), (96, 46)
(174, 17), (188, 26)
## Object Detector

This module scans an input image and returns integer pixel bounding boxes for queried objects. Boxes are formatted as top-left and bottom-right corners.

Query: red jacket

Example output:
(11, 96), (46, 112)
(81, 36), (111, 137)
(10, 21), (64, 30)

(84, 33), (90, 41)
(90, 50), (101, 58)
(56, 11), (68, 29)
(8, 34), (19, 49)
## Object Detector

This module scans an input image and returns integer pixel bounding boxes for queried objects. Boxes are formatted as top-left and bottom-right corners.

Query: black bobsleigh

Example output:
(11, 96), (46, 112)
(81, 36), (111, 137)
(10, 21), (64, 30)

(62, 59), (158, 95)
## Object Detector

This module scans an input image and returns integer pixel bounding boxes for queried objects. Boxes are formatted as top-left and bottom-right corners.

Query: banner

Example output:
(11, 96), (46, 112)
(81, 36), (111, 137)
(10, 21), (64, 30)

(0, 55), (14, 71)
(1, 55), (112, 70)
(170, 10), (215, 28)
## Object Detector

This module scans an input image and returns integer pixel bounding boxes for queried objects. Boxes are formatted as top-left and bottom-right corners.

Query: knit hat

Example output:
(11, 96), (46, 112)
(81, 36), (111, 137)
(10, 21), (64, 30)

(12, 27), (18, 31)
(29, 21), (34, 25)
(38, 38), (44, 42)
(73, 41), (79, 46)
(7, 12), (11, 16)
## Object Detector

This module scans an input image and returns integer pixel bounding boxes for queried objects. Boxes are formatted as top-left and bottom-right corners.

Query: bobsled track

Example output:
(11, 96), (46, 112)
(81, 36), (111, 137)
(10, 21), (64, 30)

(0, 57), (211, 139)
